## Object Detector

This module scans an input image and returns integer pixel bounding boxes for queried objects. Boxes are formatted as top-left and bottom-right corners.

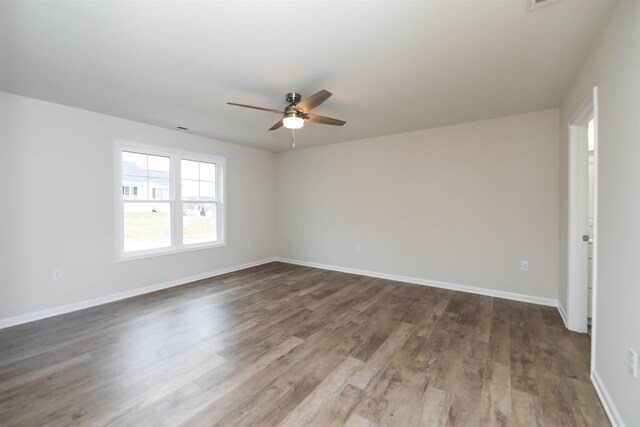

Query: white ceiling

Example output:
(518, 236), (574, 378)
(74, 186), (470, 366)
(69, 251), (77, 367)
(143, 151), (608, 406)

(1, 0), (613, 151)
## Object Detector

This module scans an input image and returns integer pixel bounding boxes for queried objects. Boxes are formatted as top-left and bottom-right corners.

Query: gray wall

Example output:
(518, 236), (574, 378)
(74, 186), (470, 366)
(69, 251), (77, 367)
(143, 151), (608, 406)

(0, 93), (277, 319)
(276, 109), (560, 301)
(559, 1), (640, 424)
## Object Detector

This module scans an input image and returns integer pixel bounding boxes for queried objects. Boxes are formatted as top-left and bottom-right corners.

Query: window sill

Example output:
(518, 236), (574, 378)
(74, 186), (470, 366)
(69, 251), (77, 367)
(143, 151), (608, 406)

(116, 241), (227, 262)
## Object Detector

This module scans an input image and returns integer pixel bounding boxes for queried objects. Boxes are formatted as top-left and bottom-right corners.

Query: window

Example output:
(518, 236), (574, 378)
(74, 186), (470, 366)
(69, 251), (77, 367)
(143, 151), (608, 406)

(117, 142), (225, 259)
(181, 160), (218, 245)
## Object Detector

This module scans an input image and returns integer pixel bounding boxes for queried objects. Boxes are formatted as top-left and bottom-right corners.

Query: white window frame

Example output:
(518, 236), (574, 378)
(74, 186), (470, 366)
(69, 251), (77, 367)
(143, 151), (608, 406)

(115, 140), (226, 261)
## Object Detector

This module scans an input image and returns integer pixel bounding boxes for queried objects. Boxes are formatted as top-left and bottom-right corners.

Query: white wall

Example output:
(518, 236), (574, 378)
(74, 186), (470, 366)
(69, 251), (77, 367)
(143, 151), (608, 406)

(276, 109), (560, 301)
(559, 1), (640, 425)
(0, 91), (4, 320)
(0, 96), (561, 322)
(0, 93), (276, 320)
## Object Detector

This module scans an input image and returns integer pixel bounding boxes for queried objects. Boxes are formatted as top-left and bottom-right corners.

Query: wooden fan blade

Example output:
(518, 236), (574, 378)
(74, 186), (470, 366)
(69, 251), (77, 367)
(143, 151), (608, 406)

(269, 119), (284, 130)
(296, 90), (332, 113)
(227, 102), (284, 114)
(305, 114), (346, 126)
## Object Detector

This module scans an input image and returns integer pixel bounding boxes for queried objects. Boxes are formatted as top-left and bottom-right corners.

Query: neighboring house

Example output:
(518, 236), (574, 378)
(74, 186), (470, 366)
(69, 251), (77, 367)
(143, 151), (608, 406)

(121, 160), (170, 202)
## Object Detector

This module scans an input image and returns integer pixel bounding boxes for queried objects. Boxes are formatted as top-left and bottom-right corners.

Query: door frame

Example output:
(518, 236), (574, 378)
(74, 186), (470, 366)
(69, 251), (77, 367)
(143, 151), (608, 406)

(567, 86), (599, 364)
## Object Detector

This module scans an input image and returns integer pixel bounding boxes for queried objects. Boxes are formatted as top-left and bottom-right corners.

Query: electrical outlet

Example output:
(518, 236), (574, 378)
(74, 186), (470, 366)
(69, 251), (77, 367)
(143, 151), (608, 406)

(355, 244), (361, 253)
(630, 348), (638, 378)
(521, 261), (529, 271)
(52, 269), (63, 281)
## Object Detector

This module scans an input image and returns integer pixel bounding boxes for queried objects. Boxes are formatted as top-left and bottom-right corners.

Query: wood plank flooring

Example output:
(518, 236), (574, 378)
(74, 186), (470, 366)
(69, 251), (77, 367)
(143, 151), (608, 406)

(0, 262), (609, 426)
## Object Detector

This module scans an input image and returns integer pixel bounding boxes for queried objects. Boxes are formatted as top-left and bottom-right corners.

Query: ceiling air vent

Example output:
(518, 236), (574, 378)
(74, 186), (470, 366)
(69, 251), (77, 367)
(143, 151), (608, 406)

(528, 0), (561, 10)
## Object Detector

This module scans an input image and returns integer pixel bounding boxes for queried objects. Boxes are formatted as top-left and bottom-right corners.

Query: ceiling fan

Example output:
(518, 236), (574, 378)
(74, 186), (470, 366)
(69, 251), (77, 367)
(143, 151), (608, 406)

(227, 90), (346, 131)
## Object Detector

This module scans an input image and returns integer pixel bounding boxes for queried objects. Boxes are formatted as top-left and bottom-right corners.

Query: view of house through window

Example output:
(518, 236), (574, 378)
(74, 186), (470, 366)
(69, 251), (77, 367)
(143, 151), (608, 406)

(181, 160), (217, 244)
(119, 146), (224, 257)
(121, 151), (171, 252)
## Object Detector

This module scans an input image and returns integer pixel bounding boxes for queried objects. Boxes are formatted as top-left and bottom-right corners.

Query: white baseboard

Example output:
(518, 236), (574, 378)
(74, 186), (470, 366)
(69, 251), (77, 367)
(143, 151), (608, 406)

(0, 257), (277, 330)
(557, 302), (569, 328)
(591, 369), (626, 427)
(276, 257), (558, 307)
(0, 256), (560, 329)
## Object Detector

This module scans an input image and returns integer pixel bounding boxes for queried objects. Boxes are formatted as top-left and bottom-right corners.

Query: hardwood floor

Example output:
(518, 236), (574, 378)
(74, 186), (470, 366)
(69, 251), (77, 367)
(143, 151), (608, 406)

(0, 262), (608, 426)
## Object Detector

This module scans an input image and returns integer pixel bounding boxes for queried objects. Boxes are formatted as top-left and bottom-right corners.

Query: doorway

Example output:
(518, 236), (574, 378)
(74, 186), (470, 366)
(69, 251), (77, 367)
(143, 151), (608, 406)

(567, 86), (598, 342)
(586, 117), (595, 334)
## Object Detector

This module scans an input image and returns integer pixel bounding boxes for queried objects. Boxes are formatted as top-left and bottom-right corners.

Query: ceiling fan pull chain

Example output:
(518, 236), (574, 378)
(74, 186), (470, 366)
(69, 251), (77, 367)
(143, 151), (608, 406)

(292, 129), (296, 148)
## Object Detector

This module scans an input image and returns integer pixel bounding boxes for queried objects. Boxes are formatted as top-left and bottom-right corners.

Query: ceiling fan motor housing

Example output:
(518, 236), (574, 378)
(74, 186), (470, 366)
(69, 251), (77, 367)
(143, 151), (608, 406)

(284, 104), (304, 119)
(286, 92), (302, 106)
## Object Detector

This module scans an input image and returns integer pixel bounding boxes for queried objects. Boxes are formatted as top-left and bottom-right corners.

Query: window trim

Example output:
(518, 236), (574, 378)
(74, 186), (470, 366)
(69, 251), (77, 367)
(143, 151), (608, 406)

(114, 140), (226, 262)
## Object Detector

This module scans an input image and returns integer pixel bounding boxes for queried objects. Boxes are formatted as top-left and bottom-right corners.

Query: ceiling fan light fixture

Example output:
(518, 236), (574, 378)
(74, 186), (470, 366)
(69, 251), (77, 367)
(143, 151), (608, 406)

(283, 114), (304, 129)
